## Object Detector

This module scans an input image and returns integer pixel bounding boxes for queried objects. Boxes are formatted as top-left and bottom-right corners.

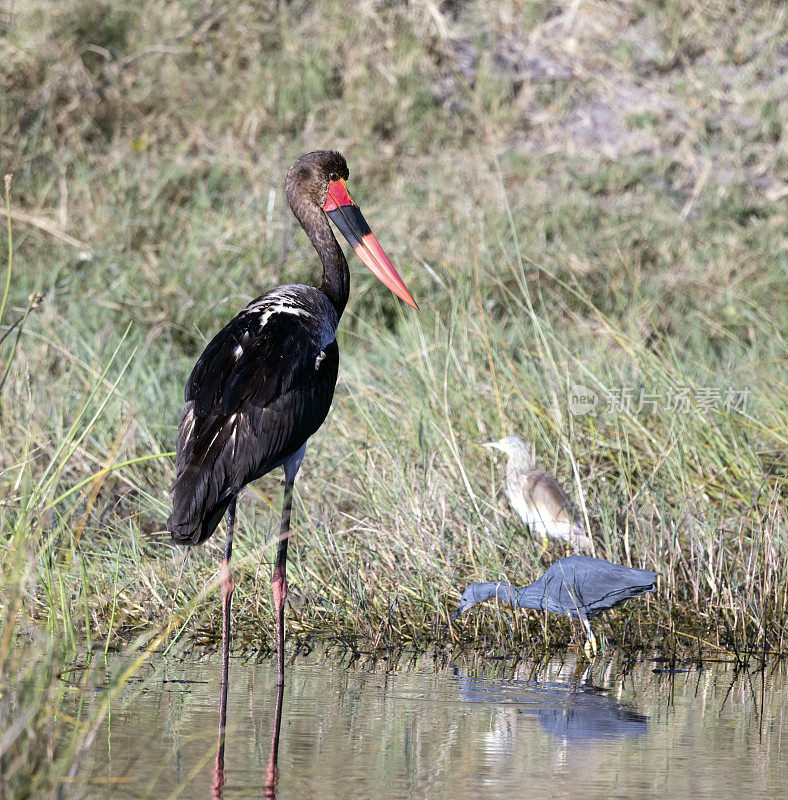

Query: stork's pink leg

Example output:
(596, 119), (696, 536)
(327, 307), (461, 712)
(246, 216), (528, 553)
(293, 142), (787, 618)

(272, 480), (293, 686)
(272, 568), (287, 687)
(218, 555), (235, 725)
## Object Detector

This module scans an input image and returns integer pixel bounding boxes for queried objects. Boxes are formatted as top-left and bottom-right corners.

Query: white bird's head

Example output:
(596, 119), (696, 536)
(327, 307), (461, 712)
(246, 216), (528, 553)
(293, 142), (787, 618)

(479, 435), (536, 469)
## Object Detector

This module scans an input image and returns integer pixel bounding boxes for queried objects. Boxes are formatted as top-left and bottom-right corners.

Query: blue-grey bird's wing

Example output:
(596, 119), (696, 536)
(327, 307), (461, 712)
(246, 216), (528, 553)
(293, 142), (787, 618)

(540, 557), (656, 618)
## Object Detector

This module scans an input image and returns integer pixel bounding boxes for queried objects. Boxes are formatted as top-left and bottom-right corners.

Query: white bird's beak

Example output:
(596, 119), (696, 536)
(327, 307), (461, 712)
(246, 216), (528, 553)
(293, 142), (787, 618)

(478, 440), (503, 452)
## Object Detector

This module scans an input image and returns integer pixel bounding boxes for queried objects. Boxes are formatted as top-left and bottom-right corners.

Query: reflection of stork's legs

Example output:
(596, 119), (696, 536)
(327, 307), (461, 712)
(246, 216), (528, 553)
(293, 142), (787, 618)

(212, 497), (237, 800)
(264, 680), (285, 797)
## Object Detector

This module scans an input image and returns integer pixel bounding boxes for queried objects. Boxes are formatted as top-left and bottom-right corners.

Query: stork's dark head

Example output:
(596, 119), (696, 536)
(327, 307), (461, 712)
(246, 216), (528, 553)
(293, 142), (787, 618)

(285, 151), (417, 310)
(285, 150), (349, 211)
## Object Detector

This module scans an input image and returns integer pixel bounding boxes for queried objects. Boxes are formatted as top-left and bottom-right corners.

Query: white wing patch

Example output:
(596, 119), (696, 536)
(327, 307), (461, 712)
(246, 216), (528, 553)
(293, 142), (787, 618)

(245, 286), (338, 347)
(181, 403), (196, 446)
(314, 350), (326, 371)
(256, 303), (308, 330)
(226, 412), (239, 459)
(247, 287), (311, 331)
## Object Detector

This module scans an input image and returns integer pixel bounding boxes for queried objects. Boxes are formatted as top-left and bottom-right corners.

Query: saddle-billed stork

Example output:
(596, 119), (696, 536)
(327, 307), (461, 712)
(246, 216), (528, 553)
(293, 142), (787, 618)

(166, 151), (416, 785)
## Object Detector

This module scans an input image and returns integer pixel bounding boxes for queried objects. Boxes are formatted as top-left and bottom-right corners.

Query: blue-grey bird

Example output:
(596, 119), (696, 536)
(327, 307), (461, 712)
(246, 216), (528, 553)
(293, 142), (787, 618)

(481, 435), (592, 554)
(451, 555), (656, 656)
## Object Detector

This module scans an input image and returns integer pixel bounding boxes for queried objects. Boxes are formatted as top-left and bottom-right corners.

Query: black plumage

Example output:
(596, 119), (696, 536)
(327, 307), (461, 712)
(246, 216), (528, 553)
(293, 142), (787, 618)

(168, 287), (339, 545)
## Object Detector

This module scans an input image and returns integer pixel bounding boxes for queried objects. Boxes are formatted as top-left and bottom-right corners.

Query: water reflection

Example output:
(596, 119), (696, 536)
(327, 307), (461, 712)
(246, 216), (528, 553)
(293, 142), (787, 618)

(211, 667), (284, 799)
(451, 664), (649, 741)
(73, 648), (788, 799)
(264, 681), (284, 797)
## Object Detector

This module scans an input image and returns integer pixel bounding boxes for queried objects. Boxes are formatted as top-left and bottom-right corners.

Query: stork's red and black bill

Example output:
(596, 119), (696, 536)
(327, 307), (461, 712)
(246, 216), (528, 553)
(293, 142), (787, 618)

(322, 179), (418, 309)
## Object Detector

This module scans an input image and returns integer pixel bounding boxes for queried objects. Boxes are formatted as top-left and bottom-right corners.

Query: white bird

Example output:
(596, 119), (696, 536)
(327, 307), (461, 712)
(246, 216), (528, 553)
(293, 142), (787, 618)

(481, 435), (592, 555)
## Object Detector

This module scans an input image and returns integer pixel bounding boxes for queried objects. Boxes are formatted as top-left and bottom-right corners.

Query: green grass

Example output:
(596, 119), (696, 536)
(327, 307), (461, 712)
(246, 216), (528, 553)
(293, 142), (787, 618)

(0, 0), (786, 795)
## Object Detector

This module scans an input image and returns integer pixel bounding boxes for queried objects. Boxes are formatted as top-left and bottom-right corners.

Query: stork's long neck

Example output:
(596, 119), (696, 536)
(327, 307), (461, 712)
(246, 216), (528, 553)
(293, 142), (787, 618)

(293, 202), (350, 318)
(315, 216), (350, 317)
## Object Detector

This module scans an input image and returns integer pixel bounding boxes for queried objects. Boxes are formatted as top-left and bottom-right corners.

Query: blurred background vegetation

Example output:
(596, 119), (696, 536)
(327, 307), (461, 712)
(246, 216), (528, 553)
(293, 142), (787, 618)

(0, 0), (785, 795)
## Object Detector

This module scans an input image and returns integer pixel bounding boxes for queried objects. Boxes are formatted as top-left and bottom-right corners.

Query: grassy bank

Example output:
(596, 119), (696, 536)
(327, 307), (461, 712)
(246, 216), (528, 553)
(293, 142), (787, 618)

(0, 0), (785, 793)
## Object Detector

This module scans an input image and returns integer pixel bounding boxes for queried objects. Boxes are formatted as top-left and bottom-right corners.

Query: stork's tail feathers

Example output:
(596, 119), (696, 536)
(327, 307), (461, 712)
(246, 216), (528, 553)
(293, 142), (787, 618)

(167, 458), (235, 546)
(168, 408), (240, 546)
(167, 493), (233, 546)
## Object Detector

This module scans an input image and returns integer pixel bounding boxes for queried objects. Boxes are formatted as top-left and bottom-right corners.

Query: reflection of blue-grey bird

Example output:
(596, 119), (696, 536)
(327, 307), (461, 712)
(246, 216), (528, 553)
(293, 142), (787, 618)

(451, 669), (648, 741)
(451, 556), (656, 656)
(481, 436), (592, 554)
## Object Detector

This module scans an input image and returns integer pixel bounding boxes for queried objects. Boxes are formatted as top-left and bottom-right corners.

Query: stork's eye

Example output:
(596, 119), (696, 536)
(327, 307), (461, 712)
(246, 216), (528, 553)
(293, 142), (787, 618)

(328, 172), (339, 182)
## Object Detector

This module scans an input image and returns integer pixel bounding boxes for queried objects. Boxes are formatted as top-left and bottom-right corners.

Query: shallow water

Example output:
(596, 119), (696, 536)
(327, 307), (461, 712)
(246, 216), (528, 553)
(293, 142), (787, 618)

(72, 647), (787, 799)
